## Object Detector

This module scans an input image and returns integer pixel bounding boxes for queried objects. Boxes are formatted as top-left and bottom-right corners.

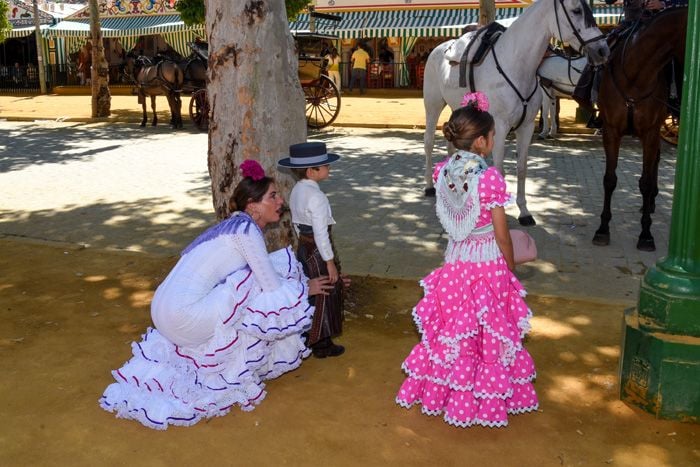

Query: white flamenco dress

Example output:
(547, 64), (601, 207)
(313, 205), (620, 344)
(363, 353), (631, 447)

(99, 212), (313, 430)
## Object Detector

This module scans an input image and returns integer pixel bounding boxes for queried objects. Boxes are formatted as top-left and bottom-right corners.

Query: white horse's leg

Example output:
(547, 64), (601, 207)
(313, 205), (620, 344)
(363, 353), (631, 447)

(538, 93), (550, 140)
(514, 120), (536, 226)
(491, 118), (509, 174)
(550, 97), (558, 137)
(423, 86), (446, 196)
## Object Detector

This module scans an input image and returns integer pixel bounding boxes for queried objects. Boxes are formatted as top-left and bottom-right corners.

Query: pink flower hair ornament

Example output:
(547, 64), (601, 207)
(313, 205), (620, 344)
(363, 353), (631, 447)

(461, 91), (489, 112)
(240, 159), (266, 181)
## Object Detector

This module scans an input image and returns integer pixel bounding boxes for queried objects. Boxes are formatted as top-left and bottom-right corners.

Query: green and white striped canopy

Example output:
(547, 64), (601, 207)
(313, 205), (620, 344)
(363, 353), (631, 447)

(290, 5), (626, 39)
(5, 26), (40, 38)
(44, 14), (204, 40)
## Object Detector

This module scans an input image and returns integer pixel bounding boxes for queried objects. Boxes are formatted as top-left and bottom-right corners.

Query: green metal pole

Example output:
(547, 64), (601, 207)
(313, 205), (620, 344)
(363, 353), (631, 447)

(619, 3), (700, 421)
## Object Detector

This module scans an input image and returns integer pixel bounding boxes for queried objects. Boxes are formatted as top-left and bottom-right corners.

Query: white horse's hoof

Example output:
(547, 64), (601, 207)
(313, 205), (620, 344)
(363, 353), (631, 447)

(424, 187), (436, 197)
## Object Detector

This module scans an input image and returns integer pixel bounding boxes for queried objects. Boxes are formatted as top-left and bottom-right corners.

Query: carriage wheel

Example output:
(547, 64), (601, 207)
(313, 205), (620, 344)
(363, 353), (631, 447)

(189, 89), (209, 131)
(660, 113), (679, 146)
(304, 75), (341, 129)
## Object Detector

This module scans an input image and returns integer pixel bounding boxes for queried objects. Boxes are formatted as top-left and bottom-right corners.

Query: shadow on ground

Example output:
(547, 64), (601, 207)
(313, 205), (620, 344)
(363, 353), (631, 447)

(0, 240), (696, 466)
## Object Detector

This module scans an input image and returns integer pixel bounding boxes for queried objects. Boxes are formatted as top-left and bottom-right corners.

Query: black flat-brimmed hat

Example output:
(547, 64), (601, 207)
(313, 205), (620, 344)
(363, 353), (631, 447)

(278, 142), (340, 168)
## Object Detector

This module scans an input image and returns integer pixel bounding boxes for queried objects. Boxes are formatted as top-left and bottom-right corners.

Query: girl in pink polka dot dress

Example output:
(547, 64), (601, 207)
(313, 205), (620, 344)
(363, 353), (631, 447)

(395, 92), (538, 428)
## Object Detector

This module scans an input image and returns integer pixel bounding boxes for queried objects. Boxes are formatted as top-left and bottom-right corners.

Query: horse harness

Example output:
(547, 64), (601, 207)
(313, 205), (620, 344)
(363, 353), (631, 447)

(608, 15), (680, 136)
(456, 22), (538, 131)
(129, 57), (182, 94)
(454, 0), (604, 131)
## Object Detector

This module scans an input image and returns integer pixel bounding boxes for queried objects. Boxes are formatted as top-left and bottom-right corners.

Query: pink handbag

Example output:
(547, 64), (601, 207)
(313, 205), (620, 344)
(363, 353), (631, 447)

(510, 229), (537, 264)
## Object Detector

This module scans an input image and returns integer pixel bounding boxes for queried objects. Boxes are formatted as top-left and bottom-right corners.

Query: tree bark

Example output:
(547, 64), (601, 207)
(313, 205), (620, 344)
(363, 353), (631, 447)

(206, 0), (306, 249)
(479, 0), (496, 26)
(89, 0), (110, 117)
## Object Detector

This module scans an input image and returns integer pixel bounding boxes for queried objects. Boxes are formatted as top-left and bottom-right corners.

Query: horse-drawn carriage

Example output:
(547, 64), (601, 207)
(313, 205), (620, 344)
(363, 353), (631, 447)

(294, 31), (341, 129)
(126, 14), (341, 132)
(184, 41), (210, 131)
(179, 33), (341, 132)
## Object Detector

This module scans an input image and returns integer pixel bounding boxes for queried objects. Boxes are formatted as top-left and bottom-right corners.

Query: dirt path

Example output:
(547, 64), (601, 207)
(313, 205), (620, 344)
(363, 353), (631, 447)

(1, 238), (697, 466)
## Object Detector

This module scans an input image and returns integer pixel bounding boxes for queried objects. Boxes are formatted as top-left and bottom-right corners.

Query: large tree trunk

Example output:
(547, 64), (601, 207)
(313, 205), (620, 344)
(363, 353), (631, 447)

(89, 0), (110, 117)
(206, 0), (306, 249)
(479, 0), (496, 25)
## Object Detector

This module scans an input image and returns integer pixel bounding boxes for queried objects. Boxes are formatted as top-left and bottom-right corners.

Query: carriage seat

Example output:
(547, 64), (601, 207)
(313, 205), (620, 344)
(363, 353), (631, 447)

(444, 22), (506, 66)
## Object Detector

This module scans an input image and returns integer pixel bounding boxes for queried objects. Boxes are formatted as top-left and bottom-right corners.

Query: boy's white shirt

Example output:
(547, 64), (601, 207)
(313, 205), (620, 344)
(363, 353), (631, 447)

(289, 179), (336, 261)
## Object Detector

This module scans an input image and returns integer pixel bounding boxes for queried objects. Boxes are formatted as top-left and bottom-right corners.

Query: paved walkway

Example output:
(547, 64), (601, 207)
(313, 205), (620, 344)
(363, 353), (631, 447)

(0, 103), (676, 305)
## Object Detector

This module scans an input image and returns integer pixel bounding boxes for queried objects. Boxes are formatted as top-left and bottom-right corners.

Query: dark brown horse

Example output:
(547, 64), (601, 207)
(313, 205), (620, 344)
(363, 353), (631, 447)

(593, 7), (687, 251)
(125, 54), (185, 129)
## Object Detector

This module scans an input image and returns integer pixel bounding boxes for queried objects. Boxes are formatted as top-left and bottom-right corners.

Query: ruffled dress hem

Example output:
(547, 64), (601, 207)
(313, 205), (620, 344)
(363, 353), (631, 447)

(100, 246), (314, 430)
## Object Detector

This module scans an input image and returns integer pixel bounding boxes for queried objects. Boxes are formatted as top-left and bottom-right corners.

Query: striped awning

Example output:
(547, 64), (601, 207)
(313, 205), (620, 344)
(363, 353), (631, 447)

(5, 26), (39, 38)
(289, 11), (366, 39)
(44, 14), (205, 39)
(593, 5), (624, 25)
(291, 5), (627, 39)
(362, 7), (524, 38)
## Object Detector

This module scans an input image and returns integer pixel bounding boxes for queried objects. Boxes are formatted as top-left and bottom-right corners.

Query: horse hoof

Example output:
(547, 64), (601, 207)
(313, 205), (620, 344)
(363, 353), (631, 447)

(140, 123), (146, 127)
(637, 237), (656, 252)
(537, 134), (546, 140)
(424, 187), (436, 197)
(592, 232), (610, 246)
(518, 216), (536, 226)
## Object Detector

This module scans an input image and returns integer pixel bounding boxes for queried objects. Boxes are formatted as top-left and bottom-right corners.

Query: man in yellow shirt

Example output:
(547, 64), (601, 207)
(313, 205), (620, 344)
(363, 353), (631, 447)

(349, 45), (370, 94)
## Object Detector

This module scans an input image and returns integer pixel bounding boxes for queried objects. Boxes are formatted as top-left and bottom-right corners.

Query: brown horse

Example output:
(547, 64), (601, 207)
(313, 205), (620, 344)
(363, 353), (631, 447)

(592, 7), (687, 251)
(125, 54), (185, 129)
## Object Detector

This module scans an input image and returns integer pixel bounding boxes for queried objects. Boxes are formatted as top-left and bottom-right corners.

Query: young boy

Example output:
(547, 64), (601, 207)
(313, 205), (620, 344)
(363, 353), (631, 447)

(278, 142), (346, 358)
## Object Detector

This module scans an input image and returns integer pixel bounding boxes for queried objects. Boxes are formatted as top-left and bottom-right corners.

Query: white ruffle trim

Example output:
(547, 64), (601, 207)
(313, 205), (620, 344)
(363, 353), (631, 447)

(484, 193), (515, 210)
(396, 399), (538, 428)
(100, 246), (314, 430)
(444, 235), (501, 264)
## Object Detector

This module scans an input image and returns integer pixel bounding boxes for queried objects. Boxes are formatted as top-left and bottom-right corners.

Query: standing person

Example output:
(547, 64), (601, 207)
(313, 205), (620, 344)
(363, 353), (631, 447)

(348, 44), (370, 94)
(278, 142), (348, 358)
(100, 160), (333, 430)
(324, 47), (341, 89)
(395, 92), (538, 428)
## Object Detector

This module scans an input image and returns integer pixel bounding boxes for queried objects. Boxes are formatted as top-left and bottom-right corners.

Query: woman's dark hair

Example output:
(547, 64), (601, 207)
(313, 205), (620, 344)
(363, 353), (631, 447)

(442, 105), (495, 151)
(229, 175), (275, 212)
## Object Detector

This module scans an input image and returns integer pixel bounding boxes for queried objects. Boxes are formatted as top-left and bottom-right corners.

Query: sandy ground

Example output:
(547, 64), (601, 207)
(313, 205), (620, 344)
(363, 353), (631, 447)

(0, 92), (589, 133)
(1, 238), (697, 466)
(0, 94), (695, 465)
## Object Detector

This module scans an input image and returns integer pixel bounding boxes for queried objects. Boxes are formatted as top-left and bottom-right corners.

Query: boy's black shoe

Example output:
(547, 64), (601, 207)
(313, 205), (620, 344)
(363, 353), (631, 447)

(311, 339), (345, 358)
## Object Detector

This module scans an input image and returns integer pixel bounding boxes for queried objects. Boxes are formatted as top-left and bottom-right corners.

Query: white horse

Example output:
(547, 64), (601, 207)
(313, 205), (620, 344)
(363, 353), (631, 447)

(537, 51), (587, 139)
(423, 0), (609, 225)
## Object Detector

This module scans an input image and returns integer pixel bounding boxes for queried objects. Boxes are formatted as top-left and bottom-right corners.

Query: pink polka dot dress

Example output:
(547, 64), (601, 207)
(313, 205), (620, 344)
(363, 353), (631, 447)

(396, 153), (538, 428)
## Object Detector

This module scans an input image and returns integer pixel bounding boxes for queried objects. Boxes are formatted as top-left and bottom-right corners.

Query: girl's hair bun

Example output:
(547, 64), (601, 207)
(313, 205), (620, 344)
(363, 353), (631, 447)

(442, 121), (457, 143)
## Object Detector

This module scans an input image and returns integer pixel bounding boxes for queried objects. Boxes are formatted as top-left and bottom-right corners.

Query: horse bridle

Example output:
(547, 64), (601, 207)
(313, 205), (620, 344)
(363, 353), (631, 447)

(553, 0), (606, 54)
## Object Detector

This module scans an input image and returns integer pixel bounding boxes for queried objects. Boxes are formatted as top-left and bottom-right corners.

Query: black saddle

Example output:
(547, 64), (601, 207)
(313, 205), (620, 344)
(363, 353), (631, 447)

(459, 22), (507, 89)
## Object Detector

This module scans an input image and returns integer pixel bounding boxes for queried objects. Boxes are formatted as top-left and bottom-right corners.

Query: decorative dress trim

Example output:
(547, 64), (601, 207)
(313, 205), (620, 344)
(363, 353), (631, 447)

(182, 212), (261, 256)
(435, 151), (489, 242)
(445, 224), (501, 264)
